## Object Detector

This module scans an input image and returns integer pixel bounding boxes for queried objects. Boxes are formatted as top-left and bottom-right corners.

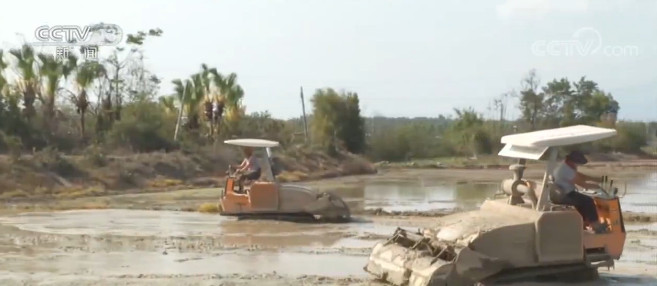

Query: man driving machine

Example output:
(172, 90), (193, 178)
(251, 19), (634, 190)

(553, 150), (608, 233)
(233, 146), (261, 189)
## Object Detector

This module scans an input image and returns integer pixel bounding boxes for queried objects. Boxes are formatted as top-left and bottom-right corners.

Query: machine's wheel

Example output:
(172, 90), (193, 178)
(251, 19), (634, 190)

(535, 267), (599, 283)
(481, 264), (598, 285)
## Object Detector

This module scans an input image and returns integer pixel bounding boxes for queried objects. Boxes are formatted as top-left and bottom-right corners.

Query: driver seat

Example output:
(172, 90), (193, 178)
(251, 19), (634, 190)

(238, 167), (266, 193)
(547, 176), (575, 211)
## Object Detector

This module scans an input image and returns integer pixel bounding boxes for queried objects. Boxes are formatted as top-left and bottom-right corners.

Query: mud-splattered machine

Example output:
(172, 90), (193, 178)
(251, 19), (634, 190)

(219, 138), (350, 221)
(364, 125), (626, 285)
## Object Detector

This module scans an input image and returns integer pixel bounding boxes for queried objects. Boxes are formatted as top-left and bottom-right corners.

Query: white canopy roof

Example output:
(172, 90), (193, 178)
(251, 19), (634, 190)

(498, 144), (549, 160)
(500, 125), (617, 147)
(498, 125), (616, 160)
(224, 138), (280, 148)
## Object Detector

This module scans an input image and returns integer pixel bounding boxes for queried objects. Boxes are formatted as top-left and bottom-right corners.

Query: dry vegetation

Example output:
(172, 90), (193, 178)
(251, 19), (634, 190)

(197, 202), (221, 213)
(0, 145), (376, 202)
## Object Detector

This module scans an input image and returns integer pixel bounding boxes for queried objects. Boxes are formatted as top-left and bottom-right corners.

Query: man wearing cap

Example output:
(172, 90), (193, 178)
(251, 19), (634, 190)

(552, 150), (607, 233)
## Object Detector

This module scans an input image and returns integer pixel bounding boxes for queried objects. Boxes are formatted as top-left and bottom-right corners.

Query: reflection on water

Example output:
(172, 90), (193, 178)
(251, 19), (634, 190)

(349, 181), (499, 212)
(620, 172), (657, 213)
(363, 182), (499, 212)
(327, 171), (657, 214)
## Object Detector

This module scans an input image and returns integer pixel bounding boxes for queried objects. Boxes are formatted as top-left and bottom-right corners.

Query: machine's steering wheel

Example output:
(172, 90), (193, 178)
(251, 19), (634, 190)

(581, 187), (611, 198)
(226, 165), (240, 178)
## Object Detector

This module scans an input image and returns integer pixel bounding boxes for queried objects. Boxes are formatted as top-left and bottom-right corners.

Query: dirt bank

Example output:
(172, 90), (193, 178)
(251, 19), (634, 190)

(0, 146), (376, 201)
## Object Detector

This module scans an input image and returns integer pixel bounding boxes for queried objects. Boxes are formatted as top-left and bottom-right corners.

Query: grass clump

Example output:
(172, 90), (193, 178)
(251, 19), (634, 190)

(277, 170), (309, 182)
(0, 189), (30, 199)
(198, 202), (221, 213)
(55, 185), (105, 199)
(149, 178), (184, 188)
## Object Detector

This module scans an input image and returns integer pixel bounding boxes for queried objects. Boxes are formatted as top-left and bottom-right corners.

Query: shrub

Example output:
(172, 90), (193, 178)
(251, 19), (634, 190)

(612, 122), (648, 153)
(83, 144), (108, 167)
(107, 101), (177, 152)
(0, 131), (23, 160)
(593, 121), (648, 153)
(32, 147), (80, 177)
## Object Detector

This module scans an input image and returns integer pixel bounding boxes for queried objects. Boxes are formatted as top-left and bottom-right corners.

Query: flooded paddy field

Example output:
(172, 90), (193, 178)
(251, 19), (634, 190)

(0, 166), (655, 285)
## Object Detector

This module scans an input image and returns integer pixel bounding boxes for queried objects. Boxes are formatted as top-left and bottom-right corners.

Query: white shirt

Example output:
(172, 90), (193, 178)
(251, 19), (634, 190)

(553, 161), (577, 193)
(244, 155), (260, 171)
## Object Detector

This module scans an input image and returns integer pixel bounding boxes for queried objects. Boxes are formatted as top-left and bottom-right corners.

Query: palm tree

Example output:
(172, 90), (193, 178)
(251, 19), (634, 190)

(189, 73), (206, 130)
(172, 66), (245, 139)
(158, 95), (178, 115)
(37, 53), (77, 121)
(172, 76), (203, 131)
(0, 50), (8, 121)
(74, 61), (105, 139)
(217, 72), (244, 122)
(9, 44), (39, 120)
(0, 50), (8, 96)
(37, 54), (59, 120)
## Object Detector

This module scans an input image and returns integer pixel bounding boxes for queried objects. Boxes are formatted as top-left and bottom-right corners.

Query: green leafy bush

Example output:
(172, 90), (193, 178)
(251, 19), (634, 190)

(107, 101), (177, 152)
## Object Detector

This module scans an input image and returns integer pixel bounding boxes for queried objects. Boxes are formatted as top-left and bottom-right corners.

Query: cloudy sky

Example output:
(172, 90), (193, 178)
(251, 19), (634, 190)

(1, 0), (656, 121)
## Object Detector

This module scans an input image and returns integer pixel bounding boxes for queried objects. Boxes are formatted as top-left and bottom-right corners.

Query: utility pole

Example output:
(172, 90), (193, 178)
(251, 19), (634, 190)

(300, 86), (309, 143)
(174, 84), (187, 141)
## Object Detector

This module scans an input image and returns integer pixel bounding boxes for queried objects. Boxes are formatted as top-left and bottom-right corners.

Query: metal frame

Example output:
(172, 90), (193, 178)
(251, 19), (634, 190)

(536, 148), (558, 211)
(497, 125), (618, 212)
(224, 139), (280, 184)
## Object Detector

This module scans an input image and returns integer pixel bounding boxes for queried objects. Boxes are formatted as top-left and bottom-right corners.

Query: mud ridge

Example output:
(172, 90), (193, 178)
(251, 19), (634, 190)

(357, 208), (657, 222)
(624, 212), (657, 223)
(355, 207), (455, 217)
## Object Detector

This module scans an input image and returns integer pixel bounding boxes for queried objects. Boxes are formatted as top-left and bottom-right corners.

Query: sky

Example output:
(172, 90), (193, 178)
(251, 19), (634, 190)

(1, 0), (656, 121)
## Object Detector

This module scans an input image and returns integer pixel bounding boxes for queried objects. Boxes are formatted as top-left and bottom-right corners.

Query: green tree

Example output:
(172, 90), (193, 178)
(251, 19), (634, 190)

(517, 71), (621, 129)
(340, 93), (366, 153)
(581, 90), (619, 124)
(541, 78), (573, 126)
(74, 62), (106, 139)
(310, 88), (365, 154)
(171, 65), (245, 140)
(107, 100), (175, 152)
(518, 69), (544, 130)
(449, 107), (488, 157)
(219, 72), (245, 123)
(9, 45), (39, 121)
(103, 26), (163, 124)
(172, 77), (201, 131)
(37, 53), (77, 122)
(231, 111), (295, 145)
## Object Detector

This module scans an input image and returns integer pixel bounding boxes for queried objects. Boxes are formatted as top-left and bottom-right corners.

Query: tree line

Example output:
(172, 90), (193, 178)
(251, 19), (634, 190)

(0, 27), (654, 162)
(0, 27), (257, 154)
(308, 70), (655, 161)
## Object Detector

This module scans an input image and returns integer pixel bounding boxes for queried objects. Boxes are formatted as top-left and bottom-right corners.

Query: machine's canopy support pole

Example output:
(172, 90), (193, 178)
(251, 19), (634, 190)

(536, 148), (558, 211)
(262, 147), (276, 182)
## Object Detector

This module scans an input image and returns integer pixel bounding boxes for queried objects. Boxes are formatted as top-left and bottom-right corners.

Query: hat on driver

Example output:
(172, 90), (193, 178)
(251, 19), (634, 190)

(566, 150), (588, 165)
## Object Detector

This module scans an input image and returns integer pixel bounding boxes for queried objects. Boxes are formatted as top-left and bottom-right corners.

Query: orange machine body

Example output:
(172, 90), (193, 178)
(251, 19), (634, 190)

(220, 177), (279, 214)
(582, 196), (626, 259)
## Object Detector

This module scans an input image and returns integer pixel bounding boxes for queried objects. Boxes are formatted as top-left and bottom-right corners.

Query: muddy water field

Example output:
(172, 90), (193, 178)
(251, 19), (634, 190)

(0, 164), (656, 285)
